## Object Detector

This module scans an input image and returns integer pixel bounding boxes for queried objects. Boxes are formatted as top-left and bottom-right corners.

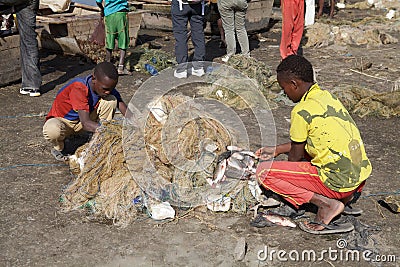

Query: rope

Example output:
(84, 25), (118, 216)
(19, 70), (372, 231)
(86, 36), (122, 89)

(361, 189), (400, 199)
(0, 112), (46, 119)
(0, 163), (66, 171)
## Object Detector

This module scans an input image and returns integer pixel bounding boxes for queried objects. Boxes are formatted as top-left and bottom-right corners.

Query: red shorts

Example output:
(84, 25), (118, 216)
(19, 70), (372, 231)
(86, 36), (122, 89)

(256, 161), (365, 208)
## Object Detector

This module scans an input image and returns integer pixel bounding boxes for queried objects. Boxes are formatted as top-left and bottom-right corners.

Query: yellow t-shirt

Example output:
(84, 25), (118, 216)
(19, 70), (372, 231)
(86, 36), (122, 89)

(290, 83), (372, 192)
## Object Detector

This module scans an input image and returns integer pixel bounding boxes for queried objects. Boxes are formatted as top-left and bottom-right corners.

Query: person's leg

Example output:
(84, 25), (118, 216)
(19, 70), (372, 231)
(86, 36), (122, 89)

(317, 0), (324, 18)
(329, 0), (335, 18)
(257, 160), (360, 229)
(116, 12), (131, 74)
(43, 118), (77, 151)
(189, 4), (206, 70)
(171, 0), (189, 72)
(280, 0), (295, 59)
(16, 1), (42, 95)
(217, 18), (226, 47)
(106, 49), (112, 62)
(306, 193), (345, 230)
(218, 0), (236, 58)
(233, 0), (249, 56)
(290, 0), (304, 55)
(105, 13), (117, 62)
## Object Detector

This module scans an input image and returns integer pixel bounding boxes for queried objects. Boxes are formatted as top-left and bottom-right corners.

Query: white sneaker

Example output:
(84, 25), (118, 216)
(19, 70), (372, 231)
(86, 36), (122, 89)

(20, 88), (41, 97)
(221, 55), (230, 63)
(191, 67), (205, 77)
(174, 69), (187, 79)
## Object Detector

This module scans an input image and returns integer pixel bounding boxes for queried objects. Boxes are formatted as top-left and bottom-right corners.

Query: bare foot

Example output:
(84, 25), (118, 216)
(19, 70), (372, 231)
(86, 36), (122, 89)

(306, 194), (345, 231)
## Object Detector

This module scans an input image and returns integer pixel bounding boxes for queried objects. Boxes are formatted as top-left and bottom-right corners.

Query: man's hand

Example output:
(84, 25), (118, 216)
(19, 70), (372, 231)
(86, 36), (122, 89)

(255, 146), (276, 160)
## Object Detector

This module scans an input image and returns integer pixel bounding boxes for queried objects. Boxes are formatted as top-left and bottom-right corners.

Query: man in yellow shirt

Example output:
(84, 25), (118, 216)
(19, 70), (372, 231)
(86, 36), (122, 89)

(255, 55), (372, 234)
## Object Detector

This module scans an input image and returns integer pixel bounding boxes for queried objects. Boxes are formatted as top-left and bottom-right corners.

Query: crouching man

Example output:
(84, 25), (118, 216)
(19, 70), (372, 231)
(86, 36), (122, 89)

(43, 62), (127, 161)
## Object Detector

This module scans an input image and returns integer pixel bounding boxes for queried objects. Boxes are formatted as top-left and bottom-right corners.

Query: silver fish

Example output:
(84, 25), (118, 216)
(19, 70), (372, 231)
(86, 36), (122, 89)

(226, 145), (243, 151)
(227, 157), (246, 170)
(262, 213), (297, 228)
(208, 158), (227, 187)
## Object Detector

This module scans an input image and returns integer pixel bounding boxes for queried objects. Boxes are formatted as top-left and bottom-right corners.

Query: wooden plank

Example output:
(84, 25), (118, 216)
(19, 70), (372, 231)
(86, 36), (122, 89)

(142, 3), (171, 12)
(128, 11), (143, 46)
(72, 2), (101, 12)
(141, 11), (172, 31)
(0, 41), (21, 86)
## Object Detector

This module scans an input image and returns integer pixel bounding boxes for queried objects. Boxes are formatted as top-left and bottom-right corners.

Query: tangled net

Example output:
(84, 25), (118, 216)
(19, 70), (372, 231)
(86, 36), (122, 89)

(125, 44), (176, 74)
(197, 55), (291, 110)
(61, 120), (141, 227)
(332, 86), (400, 118)
(62, 91), (262, 226)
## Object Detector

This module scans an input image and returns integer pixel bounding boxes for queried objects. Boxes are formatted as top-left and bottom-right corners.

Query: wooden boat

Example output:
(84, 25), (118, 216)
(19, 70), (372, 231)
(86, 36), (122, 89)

(0, 34), (21, 86)
(36, 2), (144, 55)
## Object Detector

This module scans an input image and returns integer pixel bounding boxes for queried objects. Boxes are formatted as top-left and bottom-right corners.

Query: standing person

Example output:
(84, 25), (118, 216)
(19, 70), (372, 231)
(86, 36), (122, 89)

(7, 0), (42, 97)
(210, 0), (226, 48)
(171, 0), (206, 79)
(218, 0), (249, 63)
(43, 62), (127, 161)
(96, 0), (131, 75)
(317, 0), (335, 18)
(280, 0), (304, 59)
(255, 55), (372, 234)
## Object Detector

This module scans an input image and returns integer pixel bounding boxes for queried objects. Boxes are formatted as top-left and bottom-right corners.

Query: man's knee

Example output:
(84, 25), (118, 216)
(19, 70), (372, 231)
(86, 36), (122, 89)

(43, 118), (64, 140)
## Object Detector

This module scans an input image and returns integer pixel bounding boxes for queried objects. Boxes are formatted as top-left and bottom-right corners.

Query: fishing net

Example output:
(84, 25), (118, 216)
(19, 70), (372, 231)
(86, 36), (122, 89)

(61, 120), (141, 226)
(125, 44), (176, 74)
(123, 63), (276, 209)
(304, 22), (398, 48)
(61, 63), (276, 225)
(332, 85), (400, 118)
(197, 54), (291, 110)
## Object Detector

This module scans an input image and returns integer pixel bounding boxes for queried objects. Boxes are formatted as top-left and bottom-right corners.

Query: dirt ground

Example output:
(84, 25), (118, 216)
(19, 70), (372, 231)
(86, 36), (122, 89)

(0, 3), (399, 267)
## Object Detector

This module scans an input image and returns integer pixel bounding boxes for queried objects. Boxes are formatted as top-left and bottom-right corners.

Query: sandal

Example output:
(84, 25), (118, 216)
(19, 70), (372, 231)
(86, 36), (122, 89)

(298, 220), (354, 235)
(51, 148), (69, 161)
(118, 65), (132, 76)
(342, 205), (363, 215)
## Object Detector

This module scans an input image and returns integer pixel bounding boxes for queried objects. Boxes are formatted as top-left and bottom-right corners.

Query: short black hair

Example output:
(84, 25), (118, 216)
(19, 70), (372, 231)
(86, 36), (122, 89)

(276, 55), (314, 83)
(94, 62), (119, 81)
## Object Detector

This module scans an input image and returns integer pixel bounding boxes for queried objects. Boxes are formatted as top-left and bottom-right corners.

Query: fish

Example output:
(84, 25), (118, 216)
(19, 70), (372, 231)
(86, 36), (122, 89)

(262, 213), (297, 228)
(231, 152), (245, 160)
(227, 157), (246, 170)
(208, 158), (227, 187)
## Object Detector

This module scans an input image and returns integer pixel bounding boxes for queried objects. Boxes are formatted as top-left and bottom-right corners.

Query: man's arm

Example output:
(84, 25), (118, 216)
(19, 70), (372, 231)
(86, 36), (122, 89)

(78, 110), (100, 132)
(288, 141), (306, 161)
(255, 142), (291, 160)
(118, 101), (127, 117)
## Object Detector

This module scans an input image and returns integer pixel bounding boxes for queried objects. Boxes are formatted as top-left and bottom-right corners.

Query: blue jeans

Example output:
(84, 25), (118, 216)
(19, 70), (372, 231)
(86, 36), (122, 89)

(15, 0), (42, 89)
(171, 0), (205, 71)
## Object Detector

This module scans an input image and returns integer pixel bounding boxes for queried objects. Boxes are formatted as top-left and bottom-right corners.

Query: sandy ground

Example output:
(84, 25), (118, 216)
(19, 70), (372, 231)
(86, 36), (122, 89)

(0, 3), (399, 267)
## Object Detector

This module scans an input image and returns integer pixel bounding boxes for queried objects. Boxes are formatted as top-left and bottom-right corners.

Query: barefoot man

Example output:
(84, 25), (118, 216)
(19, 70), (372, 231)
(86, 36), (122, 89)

(255, 55), (372, 234)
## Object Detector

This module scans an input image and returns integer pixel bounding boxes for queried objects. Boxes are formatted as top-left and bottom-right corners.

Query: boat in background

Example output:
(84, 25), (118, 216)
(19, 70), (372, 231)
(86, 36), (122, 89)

(36, 2), (144, 55)
(134, 0), (276, 33)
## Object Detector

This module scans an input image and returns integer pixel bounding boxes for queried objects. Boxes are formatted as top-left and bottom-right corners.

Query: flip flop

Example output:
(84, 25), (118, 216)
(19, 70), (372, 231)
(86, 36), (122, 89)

(298, 220), (354, 235)
(51, 148), (69, 161)
(342, 205), (363, 215)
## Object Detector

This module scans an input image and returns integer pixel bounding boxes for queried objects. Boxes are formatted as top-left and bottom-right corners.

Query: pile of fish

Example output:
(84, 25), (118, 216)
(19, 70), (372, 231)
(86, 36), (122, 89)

(207, 146), (257, 188)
